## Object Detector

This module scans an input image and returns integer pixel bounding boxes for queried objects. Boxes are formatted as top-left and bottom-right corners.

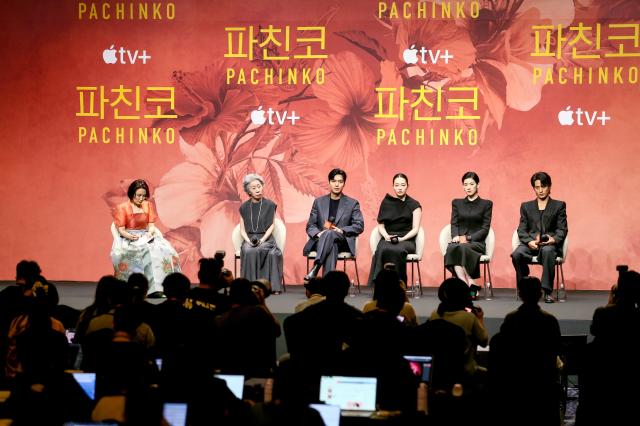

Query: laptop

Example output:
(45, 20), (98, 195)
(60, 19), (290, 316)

(309, 403), (341, 426)
(214, 374), (245, 399)
(163, 402), (187, 426)
(404, 355), (433, 384)
(72, 372), (96, 400)
(319, 376), (377, 417)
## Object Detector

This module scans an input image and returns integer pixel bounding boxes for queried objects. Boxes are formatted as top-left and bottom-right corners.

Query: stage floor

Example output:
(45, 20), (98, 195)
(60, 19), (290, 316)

(1, 282), (607, 357)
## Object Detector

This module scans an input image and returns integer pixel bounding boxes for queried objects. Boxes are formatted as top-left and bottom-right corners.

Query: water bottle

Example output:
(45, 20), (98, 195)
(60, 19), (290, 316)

(417, 382), (428, 414)
(264, 378), (274, 403)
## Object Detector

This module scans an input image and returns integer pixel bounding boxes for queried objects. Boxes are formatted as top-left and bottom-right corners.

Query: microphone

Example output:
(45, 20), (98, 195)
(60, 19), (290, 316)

(540, 234), (549, 243)
(328, 216), (335, 224)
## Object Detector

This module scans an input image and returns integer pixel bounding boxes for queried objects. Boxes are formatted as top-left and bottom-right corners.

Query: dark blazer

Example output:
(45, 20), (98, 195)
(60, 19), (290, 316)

(517, 198), (568, 250)
(303, 194), (364, 256)
(450, 198), (493, 242)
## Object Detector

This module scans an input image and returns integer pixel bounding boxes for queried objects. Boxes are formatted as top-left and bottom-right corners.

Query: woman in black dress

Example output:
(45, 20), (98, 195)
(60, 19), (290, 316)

(444, 172), (493, 298)
(238, 173), (283, 293)
(368, 173), (422, 285)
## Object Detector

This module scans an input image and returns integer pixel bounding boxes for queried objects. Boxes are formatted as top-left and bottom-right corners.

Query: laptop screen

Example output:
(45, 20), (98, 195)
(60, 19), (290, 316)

(319, 376), (377, 411)
(163, 402), (187, 426)
(309, 403), (341, 426)
(214, 374), (245, 399)
(72, 372), (96, 400)
(403, 355), (433, 383)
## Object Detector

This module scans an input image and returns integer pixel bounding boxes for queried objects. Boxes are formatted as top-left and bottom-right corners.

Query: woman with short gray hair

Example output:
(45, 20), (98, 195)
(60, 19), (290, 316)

(238, 173), (283, 293)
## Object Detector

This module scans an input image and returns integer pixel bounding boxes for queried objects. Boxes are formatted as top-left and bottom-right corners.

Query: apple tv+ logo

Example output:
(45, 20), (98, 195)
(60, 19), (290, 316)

(250, 106), (300, 126)
(103, 45), (151, 65)
(557, 106), (611, 126)
(403, 44), (453, 65)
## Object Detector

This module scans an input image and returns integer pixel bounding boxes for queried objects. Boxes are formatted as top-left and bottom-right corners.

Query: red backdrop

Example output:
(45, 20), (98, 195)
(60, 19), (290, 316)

(1, 0), (639, 289)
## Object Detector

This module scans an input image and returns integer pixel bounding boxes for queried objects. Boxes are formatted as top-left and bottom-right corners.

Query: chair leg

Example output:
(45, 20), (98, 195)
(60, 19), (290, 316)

(410, 261), (415, 291)
(234, 257), (238, 278)
(486, 262), (494, 299)
(354, 259), (361, 293)
(556, 263), (567, 302)
(417, 261), (423, 296)
(443, 263), (446, 281)
(560, 263), (566, 299)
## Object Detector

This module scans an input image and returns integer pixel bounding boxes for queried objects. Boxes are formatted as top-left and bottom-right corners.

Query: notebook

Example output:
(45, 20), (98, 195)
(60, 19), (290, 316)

(214, 374), (245, 399)
(163, 402), (187, 426)
(319, 376), (377, 417)
(404, 355), (433, 383)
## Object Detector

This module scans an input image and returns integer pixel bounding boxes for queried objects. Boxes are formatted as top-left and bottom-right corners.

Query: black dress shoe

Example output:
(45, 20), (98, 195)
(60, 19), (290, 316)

(544, 293), (554, 303)
(304, 264), (321, 281)
(147, 291), (166, 299)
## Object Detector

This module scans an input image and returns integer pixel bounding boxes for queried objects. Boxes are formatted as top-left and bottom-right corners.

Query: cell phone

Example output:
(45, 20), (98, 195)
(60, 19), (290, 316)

(396, 315), (405, 323)
(155, 358), (163, 371)
(65, 329), (76, 344)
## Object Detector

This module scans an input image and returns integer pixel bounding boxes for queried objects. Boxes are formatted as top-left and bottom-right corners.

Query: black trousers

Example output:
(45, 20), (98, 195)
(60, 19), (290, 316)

(511, 244), (557, 293)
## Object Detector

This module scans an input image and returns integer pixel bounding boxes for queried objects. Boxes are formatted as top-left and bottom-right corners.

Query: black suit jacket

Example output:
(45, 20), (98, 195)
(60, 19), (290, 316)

(303, 194), (364, 256)
(450, 197), (493, 242)
(517, 198), (568, 251)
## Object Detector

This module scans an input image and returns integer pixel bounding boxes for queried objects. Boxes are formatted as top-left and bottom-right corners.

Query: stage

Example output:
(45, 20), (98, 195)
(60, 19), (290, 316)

(1, 282), (607, 358)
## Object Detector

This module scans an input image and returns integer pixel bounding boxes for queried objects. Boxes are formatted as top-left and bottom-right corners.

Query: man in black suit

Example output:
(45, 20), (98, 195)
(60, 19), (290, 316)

(511, 172), (568, 303)
(303, 169), (364, 280)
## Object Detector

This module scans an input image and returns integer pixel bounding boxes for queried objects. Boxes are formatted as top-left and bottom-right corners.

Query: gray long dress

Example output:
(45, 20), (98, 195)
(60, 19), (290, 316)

(239, 198), (283, 291)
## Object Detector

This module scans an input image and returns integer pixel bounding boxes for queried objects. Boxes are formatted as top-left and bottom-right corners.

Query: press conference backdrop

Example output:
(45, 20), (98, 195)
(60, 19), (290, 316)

(1, 0), (639, 289)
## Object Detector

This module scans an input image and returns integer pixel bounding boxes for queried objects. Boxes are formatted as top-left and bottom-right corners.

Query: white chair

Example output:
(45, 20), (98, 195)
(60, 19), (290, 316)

(111, 222), (121, 248)
(439, 224), (495, 299)
(370, 226), (425, 297)
(232, 218), (287, 291)
(511, 230), (568, 301)
(306, 237), (361, 292)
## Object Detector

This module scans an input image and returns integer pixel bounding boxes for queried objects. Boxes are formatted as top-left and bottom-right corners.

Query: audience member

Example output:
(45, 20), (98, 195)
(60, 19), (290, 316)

(84, 279), (155, 349)
(217, 279), (281, 377)
(283, 271), (363, 376)
(577, 270), (640, 426)
(429, 278), (488, 379)
(362, 269), (418, 326)
(489, 276), (561, 426)
(96, 305), (159, 398)
(345, 272), (418, 411)
(187, 257), (231, 316)
(74, 275), (121, 343)
(5, 276), (66, 380)
(294, 277), (325, 313)
(127, 272), (157, 326)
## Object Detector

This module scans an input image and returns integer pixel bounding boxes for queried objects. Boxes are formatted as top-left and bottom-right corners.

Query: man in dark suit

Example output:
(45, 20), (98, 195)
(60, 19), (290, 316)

(512, 172), (568, 303)
(303, 168), (364, 280)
